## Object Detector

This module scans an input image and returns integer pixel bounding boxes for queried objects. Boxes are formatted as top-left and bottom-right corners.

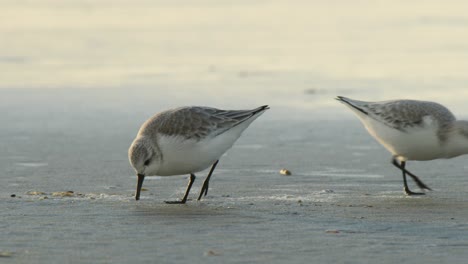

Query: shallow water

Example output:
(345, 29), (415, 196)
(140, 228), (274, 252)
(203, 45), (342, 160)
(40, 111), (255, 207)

(2, 1), (468, 263)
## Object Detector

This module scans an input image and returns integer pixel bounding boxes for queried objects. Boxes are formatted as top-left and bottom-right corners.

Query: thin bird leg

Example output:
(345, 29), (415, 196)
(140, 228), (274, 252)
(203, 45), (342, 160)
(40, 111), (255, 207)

(165, 174), (196, 204)
(401, 161), (425, 195)
(197, 160), (219, 201)
(391, 158), (431, 195)
(391, 158), (432, 190)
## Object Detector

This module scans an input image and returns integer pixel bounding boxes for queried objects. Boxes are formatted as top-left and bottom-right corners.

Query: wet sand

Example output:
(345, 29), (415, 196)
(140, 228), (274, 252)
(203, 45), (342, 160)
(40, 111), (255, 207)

(2, 92), (468, 263)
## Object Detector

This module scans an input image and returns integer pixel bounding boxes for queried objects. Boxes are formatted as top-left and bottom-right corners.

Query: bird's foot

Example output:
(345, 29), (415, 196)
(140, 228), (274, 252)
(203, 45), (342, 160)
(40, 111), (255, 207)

(164, 199), (189, 204)
(197, 183), (209, 201)
(404, 188), (426, 196)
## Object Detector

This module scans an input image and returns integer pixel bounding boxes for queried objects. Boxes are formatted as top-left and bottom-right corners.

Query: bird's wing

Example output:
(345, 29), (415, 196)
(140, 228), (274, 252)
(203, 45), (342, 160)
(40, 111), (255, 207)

(337, 96), (456, 131)
(154, 105), (269, 140)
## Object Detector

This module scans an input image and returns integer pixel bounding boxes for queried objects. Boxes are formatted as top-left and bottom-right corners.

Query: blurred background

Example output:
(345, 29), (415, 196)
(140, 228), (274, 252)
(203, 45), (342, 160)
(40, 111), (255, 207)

(2, 0), (468, 119)
(3, 2), (468, 263)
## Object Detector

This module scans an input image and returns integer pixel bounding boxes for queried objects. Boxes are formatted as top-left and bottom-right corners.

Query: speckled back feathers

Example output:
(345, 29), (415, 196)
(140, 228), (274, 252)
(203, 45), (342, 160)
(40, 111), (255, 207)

(337, 97), (456, 132)
(138, 106), (268, 140)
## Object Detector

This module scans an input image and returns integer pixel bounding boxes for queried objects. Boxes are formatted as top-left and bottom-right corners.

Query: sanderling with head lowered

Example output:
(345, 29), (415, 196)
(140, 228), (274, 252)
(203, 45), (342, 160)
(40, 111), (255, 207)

(128, 105), (269, 203)
(337, 96), (468, 195)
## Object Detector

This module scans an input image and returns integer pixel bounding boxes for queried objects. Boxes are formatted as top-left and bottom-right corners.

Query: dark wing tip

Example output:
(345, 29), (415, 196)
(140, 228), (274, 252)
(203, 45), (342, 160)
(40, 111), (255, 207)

(254, 105), (270, 114)
(335, 96), (368, 115)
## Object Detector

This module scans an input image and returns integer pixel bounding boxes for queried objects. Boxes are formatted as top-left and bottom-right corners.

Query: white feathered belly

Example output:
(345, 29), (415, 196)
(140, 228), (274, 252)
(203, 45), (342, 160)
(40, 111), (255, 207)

(155, 131), (244, 176)
(362, 118), (443, 161)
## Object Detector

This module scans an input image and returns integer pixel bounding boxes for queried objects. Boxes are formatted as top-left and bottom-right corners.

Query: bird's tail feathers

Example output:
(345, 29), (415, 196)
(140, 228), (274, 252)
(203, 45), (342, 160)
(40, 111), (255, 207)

(335, 96), (368, 115)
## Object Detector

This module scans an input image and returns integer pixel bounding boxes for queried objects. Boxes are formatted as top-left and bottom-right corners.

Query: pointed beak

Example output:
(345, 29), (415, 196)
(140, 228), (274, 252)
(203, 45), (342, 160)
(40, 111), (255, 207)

(135, 173), (145, 200)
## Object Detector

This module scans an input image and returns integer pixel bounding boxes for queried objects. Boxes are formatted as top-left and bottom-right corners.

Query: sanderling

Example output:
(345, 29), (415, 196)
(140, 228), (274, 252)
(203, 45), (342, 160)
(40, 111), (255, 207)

(337, 96), (468, 195)
(128, 105), (269, 203)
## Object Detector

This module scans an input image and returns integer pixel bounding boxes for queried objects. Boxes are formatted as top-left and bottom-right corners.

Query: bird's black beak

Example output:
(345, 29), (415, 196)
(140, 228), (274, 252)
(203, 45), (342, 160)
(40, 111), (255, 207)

(135, 173), (145, 200)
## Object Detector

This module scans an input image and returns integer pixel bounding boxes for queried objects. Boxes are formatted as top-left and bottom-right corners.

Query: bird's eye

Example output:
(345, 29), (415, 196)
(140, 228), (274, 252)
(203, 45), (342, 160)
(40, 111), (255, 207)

(144, 159), (150, 166)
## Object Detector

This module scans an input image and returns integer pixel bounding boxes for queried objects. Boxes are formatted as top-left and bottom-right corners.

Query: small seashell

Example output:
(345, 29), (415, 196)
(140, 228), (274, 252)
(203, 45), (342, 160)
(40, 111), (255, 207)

(0, 251), (13, 257)
(280, 169), (292, 176)
(204, 250), (221, 256)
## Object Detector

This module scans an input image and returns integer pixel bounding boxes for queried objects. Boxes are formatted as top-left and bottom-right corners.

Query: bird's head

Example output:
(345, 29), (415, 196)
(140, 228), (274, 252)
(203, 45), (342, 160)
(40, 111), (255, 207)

(128, 136), (161, 200)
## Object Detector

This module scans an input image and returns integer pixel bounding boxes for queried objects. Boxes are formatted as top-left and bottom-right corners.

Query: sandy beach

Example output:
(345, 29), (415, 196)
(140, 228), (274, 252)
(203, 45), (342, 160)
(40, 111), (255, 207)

(2, 1), (468, 263)
(2, 90), (468, 263)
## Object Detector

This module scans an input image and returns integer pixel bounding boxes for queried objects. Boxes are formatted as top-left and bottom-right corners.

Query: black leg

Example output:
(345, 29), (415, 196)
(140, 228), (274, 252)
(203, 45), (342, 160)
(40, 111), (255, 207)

(401, 161), (424, 195)
(197, 160), (219, 201)
(391, 158), (432, 190)
(165, 174), (196, 204)
(391, 158), (431, 195)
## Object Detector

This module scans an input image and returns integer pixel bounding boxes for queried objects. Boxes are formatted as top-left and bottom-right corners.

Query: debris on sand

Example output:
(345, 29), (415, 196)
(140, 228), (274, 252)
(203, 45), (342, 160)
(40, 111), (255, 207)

(280, 169), (292, 176)
(0, 251), (13, 257)
(26, 191), (47, 195)
(52, 191), (74, 197)
(204, 250), (221, 256)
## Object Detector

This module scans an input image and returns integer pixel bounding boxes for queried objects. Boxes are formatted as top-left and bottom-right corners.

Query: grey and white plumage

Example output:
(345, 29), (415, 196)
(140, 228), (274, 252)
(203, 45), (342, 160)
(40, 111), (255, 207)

(337, 96), (468, 195)
(128, 105), (269, 202)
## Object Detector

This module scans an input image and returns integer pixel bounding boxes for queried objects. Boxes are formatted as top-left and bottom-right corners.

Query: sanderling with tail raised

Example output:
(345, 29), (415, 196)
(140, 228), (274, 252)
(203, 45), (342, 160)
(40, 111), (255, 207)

(337, 96), (468, 195)
(129, 105), (269, 203)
